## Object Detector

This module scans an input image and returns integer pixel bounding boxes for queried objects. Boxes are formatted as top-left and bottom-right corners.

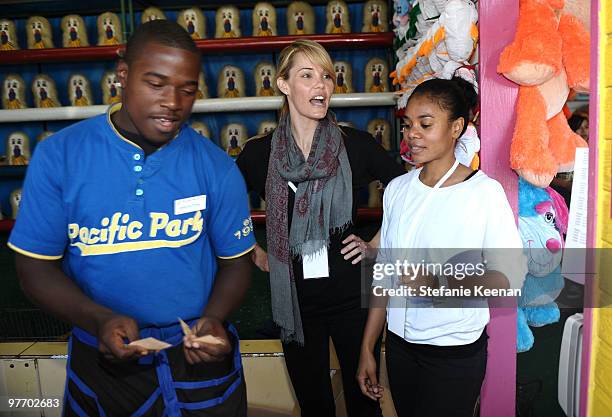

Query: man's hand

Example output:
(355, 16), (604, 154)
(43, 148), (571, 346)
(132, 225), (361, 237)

(183, 317), (232, 364)
(95, 313), (148, 361)
(251, 244), (270, 272)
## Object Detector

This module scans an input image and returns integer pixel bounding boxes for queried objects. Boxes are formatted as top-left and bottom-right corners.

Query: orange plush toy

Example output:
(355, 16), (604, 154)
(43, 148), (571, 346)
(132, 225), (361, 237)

(498, 0), (589, 188)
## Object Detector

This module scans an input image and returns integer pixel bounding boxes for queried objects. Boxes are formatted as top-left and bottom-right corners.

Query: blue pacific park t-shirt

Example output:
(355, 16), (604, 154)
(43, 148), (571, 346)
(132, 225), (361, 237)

(8, 104), (256, 327)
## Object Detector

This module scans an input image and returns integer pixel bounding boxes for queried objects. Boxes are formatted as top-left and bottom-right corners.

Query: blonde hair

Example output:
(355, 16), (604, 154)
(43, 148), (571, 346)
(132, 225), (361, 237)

(276, 40), (335, 117)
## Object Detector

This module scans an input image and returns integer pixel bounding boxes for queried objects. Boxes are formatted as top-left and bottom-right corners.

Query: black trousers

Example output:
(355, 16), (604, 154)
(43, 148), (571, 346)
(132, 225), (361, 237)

(385, 329), (487, 417)
(64, 328), (246, 417)
(282, 307), (382, 417)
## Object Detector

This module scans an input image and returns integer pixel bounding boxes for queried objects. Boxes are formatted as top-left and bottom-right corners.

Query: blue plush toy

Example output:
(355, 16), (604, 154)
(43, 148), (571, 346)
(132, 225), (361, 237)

(517, 177), (569, 352)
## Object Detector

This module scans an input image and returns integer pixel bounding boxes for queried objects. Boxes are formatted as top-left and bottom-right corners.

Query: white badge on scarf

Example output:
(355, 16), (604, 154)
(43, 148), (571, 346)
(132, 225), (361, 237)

(288, 182), (329, 278)
(303, 247), (329, 279)
(174, 195), (206, 215)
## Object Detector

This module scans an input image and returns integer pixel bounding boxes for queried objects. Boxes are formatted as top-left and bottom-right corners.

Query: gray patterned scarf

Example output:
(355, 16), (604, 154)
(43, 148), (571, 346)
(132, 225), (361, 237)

(265, 112), (352, 344)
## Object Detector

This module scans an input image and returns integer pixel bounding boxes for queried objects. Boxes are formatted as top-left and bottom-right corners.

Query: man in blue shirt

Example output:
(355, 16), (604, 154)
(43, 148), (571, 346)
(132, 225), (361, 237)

(9, 20), (255, 416)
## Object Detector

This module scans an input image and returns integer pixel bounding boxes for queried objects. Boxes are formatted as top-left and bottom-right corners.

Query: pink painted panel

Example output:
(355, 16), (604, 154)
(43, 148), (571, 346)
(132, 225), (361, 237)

(479, 0), (520, 416)
(579, 0), (600, 415)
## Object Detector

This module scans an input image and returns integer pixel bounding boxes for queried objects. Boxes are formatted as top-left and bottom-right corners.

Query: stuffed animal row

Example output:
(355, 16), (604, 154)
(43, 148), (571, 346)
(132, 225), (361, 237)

(217, 57), (388, 98)
(189, 117), (390, 161)
(2, 72), (121, 108)
(330, 56), (393, 93)
(140, 1), (389, 38)
(3, 56), (388, 109)
(0, 13), (124, 49)
(0, 1), (389, 51)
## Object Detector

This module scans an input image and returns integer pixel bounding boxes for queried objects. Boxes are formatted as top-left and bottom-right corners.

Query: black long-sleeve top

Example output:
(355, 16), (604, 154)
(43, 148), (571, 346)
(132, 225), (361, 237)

(236, 126), (405, 318)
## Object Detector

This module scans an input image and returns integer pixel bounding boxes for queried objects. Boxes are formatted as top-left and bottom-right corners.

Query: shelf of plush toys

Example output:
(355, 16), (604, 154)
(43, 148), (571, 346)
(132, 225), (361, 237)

(0, 1), (397, 221)
(0, 32), (393, 64)
(0, 93), (397, 123)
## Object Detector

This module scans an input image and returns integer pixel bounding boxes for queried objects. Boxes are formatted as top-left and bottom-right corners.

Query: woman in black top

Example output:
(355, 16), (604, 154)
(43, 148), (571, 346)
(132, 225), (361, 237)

(236, 40), (404, 417)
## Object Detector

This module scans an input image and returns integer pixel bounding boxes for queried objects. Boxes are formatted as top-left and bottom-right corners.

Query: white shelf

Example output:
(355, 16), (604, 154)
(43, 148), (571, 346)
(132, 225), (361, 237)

(0, 93), (397, 123)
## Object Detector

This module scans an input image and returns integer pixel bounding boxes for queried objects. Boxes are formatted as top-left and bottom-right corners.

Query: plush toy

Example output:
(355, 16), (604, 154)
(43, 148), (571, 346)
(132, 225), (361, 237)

(10, 188), (22, 220)
(97, 12), (123, 45)
(32, 74), (59, 108)
(362, 0), (388, 33)
(333, 61), (353, 94)
(178, 7), (206, 40)
(287, 1), (315, 35)
(326, 0), (351, 34)
(497, 0), (590, 188)
(6, 132), (31, 165)
(37, 131), (54, 142)
(390, 0), (479, 108)
(61, 14), (89, 47)
(2, 74), (27, 109)
(191, 121), (211, 139)
(27, 16), (54, 49)
(215, 6), (241, 38)
(258, 120), (277, 135)
(365, 57), (389, 93)
(255, 62), (277, 96)
(218, 65), (245, 98)
(101, 70), (121, 105)
(68, 74), (93, 107)
(365, 118), (392, 207)
(197, 71), (208, 100)
(517, 177), (569, 352)
(367, 118), (391, 150)
(141, 7), (166, 23)
(0, 19), (19, 50)
(253, 2), (277, 36)
(369, 121), (390, 207)
(392, 0), (411, 41)
(221, 123), (248, 158)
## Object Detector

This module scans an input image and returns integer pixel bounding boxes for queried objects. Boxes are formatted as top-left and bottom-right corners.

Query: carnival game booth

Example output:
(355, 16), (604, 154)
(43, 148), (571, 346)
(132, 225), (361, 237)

(0, 1), (394, 416)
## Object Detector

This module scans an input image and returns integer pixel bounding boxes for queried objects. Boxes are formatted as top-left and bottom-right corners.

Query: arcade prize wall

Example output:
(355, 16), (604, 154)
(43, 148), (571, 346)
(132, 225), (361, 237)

(0, 1), (396, 337)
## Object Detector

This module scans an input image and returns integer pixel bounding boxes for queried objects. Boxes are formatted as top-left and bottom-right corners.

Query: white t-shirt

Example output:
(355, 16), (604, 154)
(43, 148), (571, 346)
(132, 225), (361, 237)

(377, 168), (526, 346)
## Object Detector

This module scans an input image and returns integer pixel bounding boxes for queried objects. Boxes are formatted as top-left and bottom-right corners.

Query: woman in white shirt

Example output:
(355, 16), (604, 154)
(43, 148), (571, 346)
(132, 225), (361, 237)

(356, 77), (526, 417)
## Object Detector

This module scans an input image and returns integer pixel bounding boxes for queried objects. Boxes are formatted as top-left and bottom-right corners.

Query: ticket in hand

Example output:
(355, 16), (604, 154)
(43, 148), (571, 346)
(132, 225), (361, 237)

(128, 337), (172, 351)
(179, 317), (227, 346)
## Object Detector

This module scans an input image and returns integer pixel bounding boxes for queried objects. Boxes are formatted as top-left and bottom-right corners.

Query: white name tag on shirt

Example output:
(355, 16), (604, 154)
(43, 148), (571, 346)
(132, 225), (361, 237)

(303, 247), (329, 279)
(174, 195), (206, 215)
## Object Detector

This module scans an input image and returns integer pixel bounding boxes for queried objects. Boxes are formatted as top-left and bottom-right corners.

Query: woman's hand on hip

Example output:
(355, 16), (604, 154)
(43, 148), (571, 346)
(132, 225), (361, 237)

(341, 234), (374, 265)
